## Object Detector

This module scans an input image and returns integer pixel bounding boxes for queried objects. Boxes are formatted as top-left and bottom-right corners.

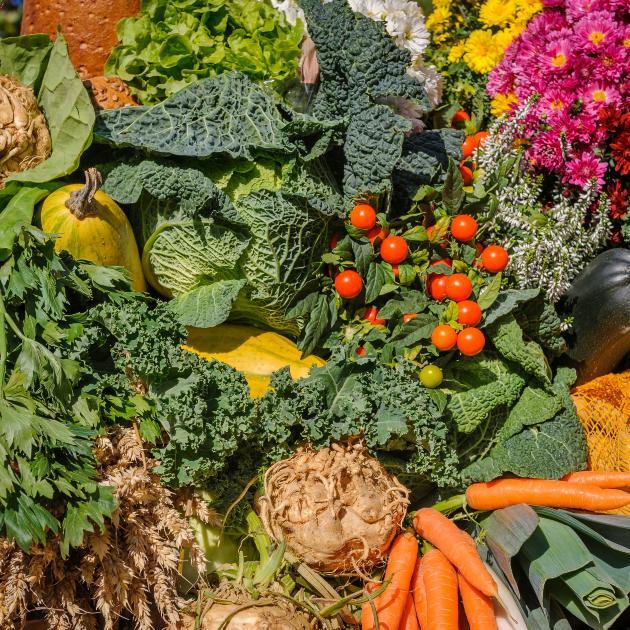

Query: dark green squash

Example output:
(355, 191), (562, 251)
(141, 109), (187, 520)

(563, 249), (630, 385)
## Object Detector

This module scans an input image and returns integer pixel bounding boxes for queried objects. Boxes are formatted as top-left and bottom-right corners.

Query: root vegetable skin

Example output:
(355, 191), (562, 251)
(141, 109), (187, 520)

(258, 443), (409, 574)
(466, 479), (630, 512)
(411, 557), (428, 630)
(401, 593), (419, 630)
(413, 508), (497, 598)
(361, 532), (418, 630)
(561, 471), (630, 489)
(458, 573), (497, 630)
(422, 549), (459, 630)
(0, 75), (51, 184)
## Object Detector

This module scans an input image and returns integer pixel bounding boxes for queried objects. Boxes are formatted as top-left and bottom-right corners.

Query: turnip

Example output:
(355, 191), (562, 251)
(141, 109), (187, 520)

(257, 442), (410, 574)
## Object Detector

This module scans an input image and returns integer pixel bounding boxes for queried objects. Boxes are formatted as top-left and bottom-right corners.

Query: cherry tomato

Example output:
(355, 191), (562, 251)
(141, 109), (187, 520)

(368, 226), (389, 246)
(445, 273), (473, 302)
(355, 346), (366, 357)
(403, 313), (417, 324)
(335, 269), (363, 299)
(428, 274), (448, 301)
(364, 306), (386, 326)
(420, 364), (443, 388)
(457, 300), (482, 326)
(350, 203), (377, 231)
(457, 327), (486, 356)
(427, 225), (448, 249)
(451, 109), (470, 127)
(474, 131), (489, 150)
(459, 163), (473, 186)
(450, 214), (478, 242)
(392, 264), (400, 278)
(475, 242), (484, 256)
(380, 235), (408, 264)
(330, 233), (339, 250)
(462, 135), (477, 159)
(431, 324), (458, 351)
(481, 245), (509, 273)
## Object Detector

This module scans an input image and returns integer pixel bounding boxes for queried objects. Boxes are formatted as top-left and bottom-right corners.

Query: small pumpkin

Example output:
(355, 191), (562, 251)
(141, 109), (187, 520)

(183, 324), (325, 397)
(40, 168), (147, 292)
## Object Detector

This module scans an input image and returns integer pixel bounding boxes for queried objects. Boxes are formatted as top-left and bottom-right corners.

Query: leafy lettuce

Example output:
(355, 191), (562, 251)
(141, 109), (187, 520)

(105, 0), (303, 105)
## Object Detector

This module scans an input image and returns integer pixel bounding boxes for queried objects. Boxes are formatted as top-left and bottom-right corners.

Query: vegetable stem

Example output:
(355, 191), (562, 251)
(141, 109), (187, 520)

(431, 494), (466, 513)
(0, 292), (6, 399)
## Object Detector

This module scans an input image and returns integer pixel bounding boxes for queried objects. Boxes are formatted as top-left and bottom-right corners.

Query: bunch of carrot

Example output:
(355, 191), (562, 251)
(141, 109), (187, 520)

(360, 508), (497, 630)
(466, 471), (630, 512)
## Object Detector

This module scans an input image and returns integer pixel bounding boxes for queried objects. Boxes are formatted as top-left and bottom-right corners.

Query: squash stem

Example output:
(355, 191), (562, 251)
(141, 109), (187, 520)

(65, 168), (103, 219)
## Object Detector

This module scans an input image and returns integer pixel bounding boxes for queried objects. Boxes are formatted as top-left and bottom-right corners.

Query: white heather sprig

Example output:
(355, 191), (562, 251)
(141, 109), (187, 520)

(269, 0), (442, 109)
(480, 105), (611, 303)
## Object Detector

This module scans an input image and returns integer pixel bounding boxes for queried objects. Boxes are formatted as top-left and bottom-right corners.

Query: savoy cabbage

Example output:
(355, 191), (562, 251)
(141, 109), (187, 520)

(94, 2), (461, 335)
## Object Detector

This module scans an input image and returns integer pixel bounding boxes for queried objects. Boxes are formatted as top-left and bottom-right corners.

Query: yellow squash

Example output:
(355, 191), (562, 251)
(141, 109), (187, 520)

(40, 168), (147, 292)
(183, 324), (326, 397)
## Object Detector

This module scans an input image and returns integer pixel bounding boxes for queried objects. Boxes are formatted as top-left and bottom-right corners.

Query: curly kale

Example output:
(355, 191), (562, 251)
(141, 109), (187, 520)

(255, 358), (461, 488)
(72, 301), (257, 490)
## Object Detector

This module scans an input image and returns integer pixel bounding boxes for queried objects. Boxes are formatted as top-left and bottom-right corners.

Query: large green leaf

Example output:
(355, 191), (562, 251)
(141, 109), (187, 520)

(7, 35), (94, 185)
(0, 34), (52, 89)
(95, 73), (288, 160)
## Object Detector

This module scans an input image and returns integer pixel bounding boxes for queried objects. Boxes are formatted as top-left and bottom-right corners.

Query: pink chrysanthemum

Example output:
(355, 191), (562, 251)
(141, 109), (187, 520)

(581, 83), (621, 112)
(541, 39), (572, 72)
(565, 0), (616, 22)
(573, 12), (618, 51)
(563, 152), (608, 188)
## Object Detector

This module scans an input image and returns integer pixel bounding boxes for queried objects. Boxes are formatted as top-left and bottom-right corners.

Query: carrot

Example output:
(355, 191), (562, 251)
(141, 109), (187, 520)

(562, 471), (630, 489)
(466, 478), (630, 512)
(361, 532), (419, 630)
(413, 508), (497, 598)
(458, 572), (497, 630)
(411, 556), (428, 630)
(422, 549), (459, 630)
(400, 592), (419, 630)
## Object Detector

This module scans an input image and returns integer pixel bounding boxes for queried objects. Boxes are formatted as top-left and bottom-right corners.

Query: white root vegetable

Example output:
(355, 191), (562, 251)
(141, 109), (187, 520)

(181, 583), (316, 630)
(257, 442), (409, 574)
(0, 75), (51, 184)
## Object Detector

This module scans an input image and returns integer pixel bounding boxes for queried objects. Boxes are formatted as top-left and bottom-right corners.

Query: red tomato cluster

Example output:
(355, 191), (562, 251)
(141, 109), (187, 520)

(458, 122), (489, 186)
(425, 213), (509, 357)
(333, 201), (511, 361)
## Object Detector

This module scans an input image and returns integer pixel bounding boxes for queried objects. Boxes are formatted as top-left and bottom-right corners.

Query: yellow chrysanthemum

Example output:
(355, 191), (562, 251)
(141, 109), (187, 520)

(515, 0), (542, 23)
(426, 7), (452, 32)
(493, 28), (516, 52)
(479, 0), (518, 28)
(491, 92), (518, 116)
(448, 42), (466, 62)
(433, 0), (452, 10)
(463, 30), (502, 73)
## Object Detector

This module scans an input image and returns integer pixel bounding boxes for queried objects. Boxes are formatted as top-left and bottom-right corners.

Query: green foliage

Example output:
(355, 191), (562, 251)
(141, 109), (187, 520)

(0, 227), (132, 554)
(299, 0), (462, 203)
(72, 300), (257, 490)
(0, 34), (94, 185)
(461, 370), (587, 482)
(105, 0), (303, 105)
(256, 358), (461, 487)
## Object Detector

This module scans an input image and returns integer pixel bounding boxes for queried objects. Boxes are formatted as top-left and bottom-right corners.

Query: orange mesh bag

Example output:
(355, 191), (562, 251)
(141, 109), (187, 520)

(571, 371), (630, 515)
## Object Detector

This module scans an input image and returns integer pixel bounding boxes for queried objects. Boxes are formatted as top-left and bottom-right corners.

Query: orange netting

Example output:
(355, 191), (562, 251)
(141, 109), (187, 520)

(571, 371), (630, 515)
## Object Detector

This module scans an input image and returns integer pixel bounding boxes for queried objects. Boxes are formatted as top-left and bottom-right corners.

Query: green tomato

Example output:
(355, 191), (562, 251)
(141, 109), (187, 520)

(419, 364), (443, 388)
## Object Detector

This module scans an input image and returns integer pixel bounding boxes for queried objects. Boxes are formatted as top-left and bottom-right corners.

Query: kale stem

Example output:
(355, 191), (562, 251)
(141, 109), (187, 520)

(0, 292), (6, 399)
(2, 308), (25, 341)
(431, 494), (466, 513)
